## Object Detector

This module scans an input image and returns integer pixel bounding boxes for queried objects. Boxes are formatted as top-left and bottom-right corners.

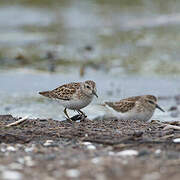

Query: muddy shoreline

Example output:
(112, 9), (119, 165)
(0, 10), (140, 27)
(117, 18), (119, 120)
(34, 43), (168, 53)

(0, 115), (180, 179)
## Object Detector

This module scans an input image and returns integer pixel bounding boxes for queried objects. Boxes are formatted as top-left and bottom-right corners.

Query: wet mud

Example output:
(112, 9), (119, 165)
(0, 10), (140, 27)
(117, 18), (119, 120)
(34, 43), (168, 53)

(0, 115), (180, 179)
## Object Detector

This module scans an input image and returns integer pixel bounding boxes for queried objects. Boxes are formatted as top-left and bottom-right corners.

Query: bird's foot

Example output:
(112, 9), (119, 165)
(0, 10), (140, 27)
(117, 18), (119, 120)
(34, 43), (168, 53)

(80, 114), (87, 122)
(69, 114), (87, 122)
(71, 114), (82, 121)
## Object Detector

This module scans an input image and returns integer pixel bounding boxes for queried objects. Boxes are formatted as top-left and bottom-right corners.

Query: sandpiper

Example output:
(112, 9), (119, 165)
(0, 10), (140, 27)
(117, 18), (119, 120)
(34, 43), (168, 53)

(104, 95), (164, 121)
(39, 80), (98, 121)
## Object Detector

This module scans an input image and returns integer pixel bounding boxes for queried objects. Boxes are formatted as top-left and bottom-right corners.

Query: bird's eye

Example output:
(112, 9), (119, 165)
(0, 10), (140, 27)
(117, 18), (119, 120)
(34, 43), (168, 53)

(86, 85), (90, 89)
(148, 100), (154, 104)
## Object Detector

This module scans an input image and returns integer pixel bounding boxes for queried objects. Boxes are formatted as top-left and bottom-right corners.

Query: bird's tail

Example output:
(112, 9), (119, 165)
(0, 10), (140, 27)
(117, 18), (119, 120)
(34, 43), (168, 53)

(39, 91), (51, 98)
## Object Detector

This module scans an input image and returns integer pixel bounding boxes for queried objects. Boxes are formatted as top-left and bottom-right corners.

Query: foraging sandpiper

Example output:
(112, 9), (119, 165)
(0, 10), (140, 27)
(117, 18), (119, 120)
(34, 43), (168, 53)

(39, 80), (98, 121)
(104, 95), (164, 121)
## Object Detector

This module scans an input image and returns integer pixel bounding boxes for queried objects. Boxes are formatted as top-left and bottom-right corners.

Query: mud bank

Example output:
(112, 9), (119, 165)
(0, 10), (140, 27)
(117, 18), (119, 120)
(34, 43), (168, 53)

(0, 115), (180, 179)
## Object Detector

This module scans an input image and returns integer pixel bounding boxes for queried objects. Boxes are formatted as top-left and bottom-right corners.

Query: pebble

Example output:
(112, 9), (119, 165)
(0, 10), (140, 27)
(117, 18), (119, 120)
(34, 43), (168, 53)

(91, 157), (101, 164)
(2, 170), (22, 180)
(82, 142), (96, 150)
(116, 150), (138, 157)
(82, 142), (92, 145)
(86, 144), (96, 150)
(1, 147), (6, 153)
(66, 169), (80, 178)
(24, 144), (36, 152)
(173, 138), (180, 143)
(6, 146), (16, 152)
(155, 149), (161, 154)
(43, 140), (54, 147)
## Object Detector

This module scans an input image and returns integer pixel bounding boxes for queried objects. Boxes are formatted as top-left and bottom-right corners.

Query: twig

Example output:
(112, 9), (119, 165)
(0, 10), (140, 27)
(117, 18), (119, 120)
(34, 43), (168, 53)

(6, 116), (29, 127)
(163, 124), (180, 131)
(152, 121), (180, 131)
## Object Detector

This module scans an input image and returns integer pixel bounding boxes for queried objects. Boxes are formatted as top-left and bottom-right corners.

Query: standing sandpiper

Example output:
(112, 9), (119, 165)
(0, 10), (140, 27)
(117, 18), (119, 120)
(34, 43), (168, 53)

(104, 95), (164, 121)
(39, 80), (98, 121)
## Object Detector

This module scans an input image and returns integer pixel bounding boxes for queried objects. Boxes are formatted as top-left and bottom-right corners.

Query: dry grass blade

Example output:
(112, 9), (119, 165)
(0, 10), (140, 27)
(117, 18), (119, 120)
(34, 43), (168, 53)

(163, 124), (180, 130)
(6, 116), (29, 127)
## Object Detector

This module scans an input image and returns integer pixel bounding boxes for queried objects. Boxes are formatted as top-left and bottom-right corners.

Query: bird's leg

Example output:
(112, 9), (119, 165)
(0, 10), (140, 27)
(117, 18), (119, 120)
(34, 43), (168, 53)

(77, 109), (87, 121)
(77, 109), (86, 116)
(76, 110), (82, 115)
(64, 108), (73, 123)
(64, 108), (70, 119)
(64, 108), (81, 123)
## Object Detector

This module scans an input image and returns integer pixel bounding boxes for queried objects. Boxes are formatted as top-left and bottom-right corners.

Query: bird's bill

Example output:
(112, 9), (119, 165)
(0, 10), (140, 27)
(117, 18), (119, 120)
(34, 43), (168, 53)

(156, 104), (165, 112)
(92, 90), (98, 98)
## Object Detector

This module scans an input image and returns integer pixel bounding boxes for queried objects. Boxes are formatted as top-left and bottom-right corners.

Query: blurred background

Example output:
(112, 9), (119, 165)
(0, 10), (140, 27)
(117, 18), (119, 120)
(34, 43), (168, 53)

(0, 0), (180, 121)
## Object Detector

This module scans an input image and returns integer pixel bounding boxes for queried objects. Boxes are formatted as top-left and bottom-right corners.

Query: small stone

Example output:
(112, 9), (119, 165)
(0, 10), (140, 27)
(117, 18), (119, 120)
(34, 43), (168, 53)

(91, 158), (101, 164)
(87, 144), (96, 150)
(25, 144), (36, 152)
(2, 170), (22, 180)
(155, 149), (161, 154)
(66, 169), (80, 178)
(82, 142), (92, 145)
(7, 146), (16, 152)
(173, 138), (180, 143)
(43, 140), (54, 147)
(1, 147), (6, 153)
(116, 150), (138, 156)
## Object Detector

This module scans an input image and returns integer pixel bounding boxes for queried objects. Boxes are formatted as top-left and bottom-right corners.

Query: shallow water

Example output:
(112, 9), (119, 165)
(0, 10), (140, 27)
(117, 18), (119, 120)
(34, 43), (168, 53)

(0, 70), (178, 121)
(1, 0), (180, 74)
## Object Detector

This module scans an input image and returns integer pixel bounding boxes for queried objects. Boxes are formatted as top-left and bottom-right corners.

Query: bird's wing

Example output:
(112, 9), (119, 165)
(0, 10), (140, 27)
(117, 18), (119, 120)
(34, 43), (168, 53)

(105, 100), (136, 113)
(39, 82), (81, 101)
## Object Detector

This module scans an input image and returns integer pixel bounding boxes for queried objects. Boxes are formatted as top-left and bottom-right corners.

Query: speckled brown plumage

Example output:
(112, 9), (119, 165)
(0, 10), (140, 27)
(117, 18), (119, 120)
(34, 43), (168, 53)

(39, 82), (81, 100)
(104, 95), (164, 121)
(105, 101), (136, 113)
(105, 95), (157, 113)
(85, 80), (96, 89)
